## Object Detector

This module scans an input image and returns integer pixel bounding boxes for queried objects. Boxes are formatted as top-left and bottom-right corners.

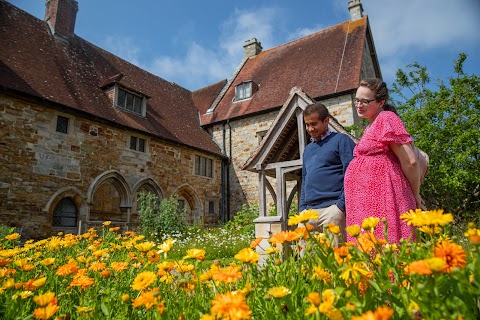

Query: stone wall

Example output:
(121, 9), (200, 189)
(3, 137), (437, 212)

(0, 95), (222, 239)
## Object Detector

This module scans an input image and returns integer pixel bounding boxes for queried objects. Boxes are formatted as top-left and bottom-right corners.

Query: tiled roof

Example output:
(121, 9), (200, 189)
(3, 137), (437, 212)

(192, 79), (227, 114)
(0, 1), (222, 156)
(200, 17), (369, 126)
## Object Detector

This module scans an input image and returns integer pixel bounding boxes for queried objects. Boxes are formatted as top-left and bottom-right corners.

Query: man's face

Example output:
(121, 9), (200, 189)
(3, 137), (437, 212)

(304, 112), (329, 141)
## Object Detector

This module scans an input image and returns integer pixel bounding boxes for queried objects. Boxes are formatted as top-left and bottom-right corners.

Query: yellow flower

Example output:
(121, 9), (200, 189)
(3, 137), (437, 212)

(131, 271), (156, 290)
(339, 262), (370, 282)
(265, 247), (281, 254)
(40, 258), (55, 266)
(184, 248), (206, 260)
(267, 286), (291, 298)
(5, 233), (20, 241)
(103, 221), (111, 226)
(288, 209), (319, 226)
(306, 292), (321, 306)
(132, 288), (162, 310)
(312, 266), (332, 283)
(361, 217), (380, 231)
(401, 209), (453, 227)
(234, 248), (259, 264)
(326, 223), (341, 234)
(210, 291), (251, 320)
(158, 238), (176, 256)
(2, 278), (15, 289)
(33, 292), (56, 307)
(346, 225), (361, 237)
(122, 294), (130, 302)
(135, 241), (155, 253)
(32, 277), (47, 288)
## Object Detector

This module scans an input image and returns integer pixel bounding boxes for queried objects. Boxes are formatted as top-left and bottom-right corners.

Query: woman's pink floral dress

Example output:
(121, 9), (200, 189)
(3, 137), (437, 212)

(344, 111), (415, 243)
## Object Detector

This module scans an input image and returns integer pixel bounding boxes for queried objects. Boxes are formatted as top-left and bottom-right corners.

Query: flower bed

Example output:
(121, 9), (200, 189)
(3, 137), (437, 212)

(0, 210), (479, 319)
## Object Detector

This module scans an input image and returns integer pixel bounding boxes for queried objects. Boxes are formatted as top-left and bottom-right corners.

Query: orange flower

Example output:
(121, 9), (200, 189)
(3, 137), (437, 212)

(212, 265), (243, 284)
(69, 274), (95, 290)
(56, 262), (79, 276)
(184, 248), (206, 260)
(88, 261), (107, 272)
(147, 250), (160, 263)
(0, 258), (12, 267)
(352, 305), (394, 320)
(434, 241), (467, 273)
(269, 230), (301, 245)
(250, 237), (263, 248)
(100, 270), (111, 278)
(406, 260), (432, 275)
(210, 291), (252, 320)
(33, 303), (60, 320)
(111, 262), (129, 272)
(132, 288), (163, 310)
(33, 292), (56, 306)
(5, 233), (20, 241)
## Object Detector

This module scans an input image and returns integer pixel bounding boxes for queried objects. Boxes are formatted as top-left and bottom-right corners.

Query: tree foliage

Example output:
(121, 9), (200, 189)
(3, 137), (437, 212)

(391, 53), (480, 222)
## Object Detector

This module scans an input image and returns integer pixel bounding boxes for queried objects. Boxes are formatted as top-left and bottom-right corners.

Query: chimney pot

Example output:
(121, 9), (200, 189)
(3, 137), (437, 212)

(348, 0), (363, 21)
(243, 38), (262, 58)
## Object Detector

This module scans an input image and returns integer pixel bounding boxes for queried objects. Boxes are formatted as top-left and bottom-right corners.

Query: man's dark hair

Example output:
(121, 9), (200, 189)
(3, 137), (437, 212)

(304, 101), (330, 120)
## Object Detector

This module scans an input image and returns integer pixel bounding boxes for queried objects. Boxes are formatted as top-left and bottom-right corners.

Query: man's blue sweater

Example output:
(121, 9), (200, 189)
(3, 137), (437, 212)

(299, 132), (355, 212)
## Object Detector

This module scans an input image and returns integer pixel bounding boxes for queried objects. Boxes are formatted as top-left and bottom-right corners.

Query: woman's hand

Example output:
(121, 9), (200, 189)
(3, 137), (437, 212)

(415, 194), (426, 210)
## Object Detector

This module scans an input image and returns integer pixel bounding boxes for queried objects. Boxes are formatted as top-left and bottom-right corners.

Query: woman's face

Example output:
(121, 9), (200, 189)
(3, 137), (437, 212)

(354, 86), (384, 122)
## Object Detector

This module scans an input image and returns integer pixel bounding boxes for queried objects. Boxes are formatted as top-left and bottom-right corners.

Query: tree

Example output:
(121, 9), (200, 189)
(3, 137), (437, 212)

(391, 53), (480, 223)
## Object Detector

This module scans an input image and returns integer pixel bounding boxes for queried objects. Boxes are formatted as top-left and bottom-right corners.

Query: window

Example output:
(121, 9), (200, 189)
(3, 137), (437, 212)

(116, 87), (144, 116)
(208, 201), (216, 214)
(195, 155), (213, 178)
(256, 130), (268, 145)
(56, 115), (69, 133)
(53, 198), (77, 227)
(235, 82), (252, 101)
(130, 136), (146, 152)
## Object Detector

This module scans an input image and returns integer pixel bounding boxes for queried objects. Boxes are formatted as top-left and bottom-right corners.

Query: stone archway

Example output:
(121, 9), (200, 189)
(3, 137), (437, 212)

(172, 184), (202, 225)
(87, 170), (132, 222)
(131, 178), (165, 222)
(45, 187), (87, 235)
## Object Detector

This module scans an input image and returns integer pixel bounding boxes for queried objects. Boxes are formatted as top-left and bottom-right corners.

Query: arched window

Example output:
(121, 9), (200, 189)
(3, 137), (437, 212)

(53, 198), (77, 227)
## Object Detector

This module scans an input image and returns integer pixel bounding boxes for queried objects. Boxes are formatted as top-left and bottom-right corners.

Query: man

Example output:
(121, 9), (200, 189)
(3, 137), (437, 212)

(299, 102), (356, 243)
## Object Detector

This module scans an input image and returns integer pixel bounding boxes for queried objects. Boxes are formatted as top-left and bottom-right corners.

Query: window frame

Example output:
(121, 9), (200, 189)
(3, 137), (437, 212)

(114, 85), (147, 117)
(55, 115), (70, 134)
(129, 135), (146, 153)
(194, 155), (213, 178)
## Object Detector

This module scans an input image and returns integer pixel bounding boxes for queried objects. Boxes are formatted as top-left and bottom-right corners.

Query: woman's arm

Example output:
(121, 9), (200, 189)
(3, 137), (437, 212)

(390, 142), (423, 209)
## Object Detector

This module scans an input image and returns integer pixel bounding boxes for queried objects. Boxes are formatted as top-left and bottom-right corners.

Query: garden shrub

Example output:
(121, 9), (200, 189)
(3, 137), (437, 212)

(224, 203), (258, 237)
(138, 193), (186, 240)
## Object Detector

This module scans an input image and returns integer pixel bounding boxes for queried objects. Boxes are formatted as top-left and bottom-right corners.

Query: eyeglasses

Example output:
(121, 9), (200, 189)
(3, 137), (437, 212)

(353, 98), (376, 106)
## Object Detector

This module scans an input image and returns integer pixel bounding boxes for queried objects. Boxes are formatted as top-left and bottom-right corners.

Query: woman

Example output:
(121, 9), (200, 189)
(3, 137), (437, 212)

(344, 78), (421, 243)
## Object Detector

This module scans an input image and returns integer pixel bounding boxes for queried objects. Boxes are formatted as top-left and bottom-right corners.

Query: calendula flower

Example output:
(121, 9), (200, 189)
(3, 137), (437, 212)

(288, 209), (319, 226)
(326, 223), (340, 235)
(339, 262), (370, 283)
(267, 286), (291, 298)
(465, 226), (480, 245)
(184, 248), (206, 260)
(33, 292), (56, 307)
(234, 248), (259, 264)
(361, 217), (380, 231)
(406, 260), (432, 275)
(33, 303), (60, 320)
(111, 262), (129, 272)
(103, 221), (111, 226)
(269, 230), (301, 245)
(312, 266), (332, 283)
(88, 261), (107, 272)
(132, 287), (162, 310)
(306, 292), (321, 306)
(69, 274), (94, 290)
(212, 265), (243, 284)
(351, 305), (394, 320)
(434, 240), (467, 273)
(56, 262), (78, 276)
(346, 225), (361, 237)
(121, 294), (130, 302)
(265, 246), (281, 254)
(210, 291), (252, 320)
(250, 237), (263, 248)
(135, 241), (155, 253)
(40, 258), (55, 266)
(31, 277), (47, 289)
(5, 233), (20, 241)
(131, 271), (156, 290)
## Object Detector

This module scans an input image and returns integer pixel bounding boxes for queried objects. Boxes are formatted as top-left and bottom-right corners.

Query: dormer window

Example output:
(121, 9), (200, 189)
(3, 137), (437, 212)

(114, 85), (147, 117)
(235, 81), (258, 101)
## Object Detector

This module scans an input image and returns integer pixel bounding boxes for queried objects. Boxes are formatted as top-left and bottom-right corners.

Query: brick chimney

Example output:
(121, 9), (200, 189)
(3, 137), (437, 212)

(45, 0), (78, 40)
(243, 38), (262, 58)
(348, 0), (363, 21)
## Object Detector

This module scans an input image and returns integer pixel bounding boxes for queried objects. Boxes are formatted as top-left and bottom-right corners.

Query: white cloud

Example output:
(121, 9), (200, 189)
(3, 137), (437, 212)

(102, 35), (142, 67)
(148, 7), (283, 90)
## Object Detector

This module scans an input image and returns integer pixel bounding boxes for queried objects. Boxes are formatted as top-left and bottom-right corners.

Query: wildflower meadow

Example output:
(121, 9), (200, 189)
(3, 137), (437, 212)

(0, 209), (479, 319)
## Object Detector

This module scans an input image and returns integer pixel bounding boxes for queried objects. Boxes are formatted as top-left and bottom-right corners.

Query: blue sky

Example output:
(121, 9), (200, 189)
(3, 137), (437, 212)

(10, 0), (480, 92)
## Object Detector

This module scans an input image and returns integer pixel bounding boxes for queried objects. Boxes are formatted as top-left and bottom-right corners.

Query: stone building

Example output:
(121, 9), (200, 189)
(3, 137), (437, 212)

(0, 0), (224, 239)
(0, 0), (382, 239)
